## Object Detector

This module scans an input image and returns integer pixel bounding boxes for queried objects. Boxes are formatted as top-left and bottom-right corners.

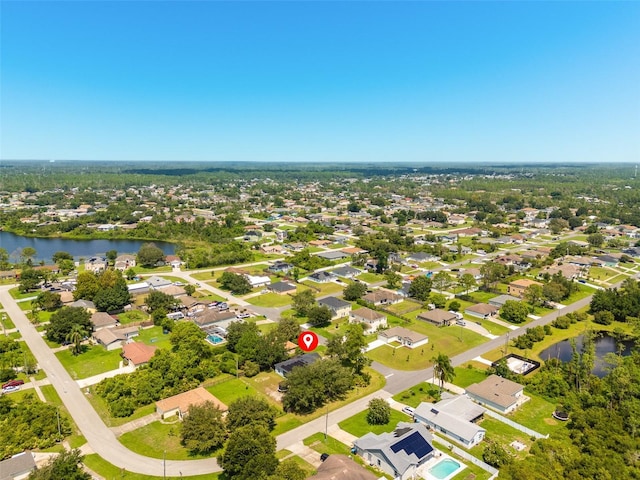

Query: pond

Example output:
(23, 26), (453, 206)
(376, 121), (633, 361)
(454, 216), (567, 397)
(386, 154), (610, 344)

(539, 332), (634, 378)
(0, 231), (175, 264)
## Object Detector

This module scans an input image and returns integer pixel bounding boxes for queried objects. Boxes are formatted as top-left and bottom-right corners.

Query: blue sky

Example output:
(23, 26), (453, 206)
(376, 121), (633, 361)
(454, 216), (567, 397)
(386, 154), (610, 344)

(1, 1), (639, 163)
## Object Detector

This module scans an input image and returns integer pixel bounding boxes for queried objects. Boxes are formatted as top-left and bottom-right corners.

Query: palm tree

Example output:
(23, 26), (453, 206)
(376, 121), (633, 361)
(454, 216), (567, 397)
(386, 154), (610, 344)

(66, 324), (88, 356)
(432, 353), (455, 392)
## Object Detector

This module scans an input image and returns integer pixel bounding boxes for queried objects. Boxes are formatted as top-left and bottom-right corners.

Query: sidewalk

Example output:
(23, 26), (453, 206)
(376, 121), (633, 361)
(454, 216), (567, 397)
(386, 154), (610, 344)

(110, 412), (162, 436)
(76, 363), (136, 388)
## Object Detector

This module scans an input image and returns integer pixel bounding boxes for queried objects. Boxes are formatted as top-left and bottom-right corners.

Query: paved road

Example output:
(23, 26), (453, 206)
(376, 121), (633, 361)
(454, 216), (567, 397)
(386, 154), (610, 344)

(0, 286), (221, 477)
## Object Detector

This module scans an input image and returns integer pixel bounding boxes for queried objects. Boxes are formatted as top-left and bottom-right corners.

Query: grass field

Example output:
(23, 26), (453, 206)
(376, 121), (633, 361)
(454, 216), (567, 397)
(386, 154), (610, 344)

(392, 383), (441, 408)
(300, 280), (344, 295)
(338, 408), (409, 437)
(355, 272), (384, 284)
(367, 312), (488, 370)
(205, 377), (261, 406)
(117, 310), (149, 325)
(452, 365), (488, 388)
(119, 420), (215, 460)
(56, 346), (122, 379)
(509, 392), (568, 437)
(136, 326), (172, 350)
(246, 292), (293, 308)
(83, 454), (218, 480)
(470, 417), (532, 460)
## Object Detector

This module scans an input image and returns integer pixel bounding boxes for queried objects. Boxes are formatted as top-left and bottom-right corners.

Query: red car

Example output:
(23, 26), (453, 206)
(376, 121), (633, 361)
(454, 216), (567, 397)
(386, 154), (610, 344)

(2, 379), (25, 389)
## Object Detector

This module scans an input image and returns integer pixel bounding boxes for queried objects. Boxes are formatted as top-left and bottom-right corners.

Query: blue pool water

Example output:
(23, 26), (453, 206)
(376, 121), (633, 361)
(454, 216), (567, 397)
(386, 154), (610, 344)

(428, 458), (460, 479)
(207, 334), (224, 344)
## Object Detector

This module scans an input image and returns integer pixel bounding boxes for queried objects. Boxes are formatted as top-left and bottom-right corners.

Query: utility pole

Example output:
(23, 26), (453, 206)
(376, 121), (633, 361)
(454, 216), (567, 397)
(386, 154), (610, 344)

(163, 451), (166, 480)
(324, 403), (329, 441)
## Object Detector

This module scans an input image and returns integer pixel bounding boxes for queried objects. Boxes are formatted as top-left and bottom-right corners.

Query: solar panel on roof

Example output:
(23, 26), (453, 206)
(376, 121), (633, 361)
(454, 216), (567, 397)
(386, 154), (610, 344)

(390, 432), (433, 459)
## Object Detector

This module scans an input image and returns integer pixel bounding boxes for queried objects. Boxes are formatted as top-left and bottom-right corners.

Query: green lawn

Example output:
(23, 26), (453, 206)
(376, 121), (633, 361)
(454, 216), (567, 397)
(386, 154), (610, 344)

(246, 292), (293, 308)
(132, 265), (172, 273)
(82, 454), (218, 480)
(117, 310), (149, 325)
(56, 346), (122, 379)
(338, 408), (408, 437)
(384, 300), (422, 315)
(205, 377), (261, 406)
(136, 326), (172, 350)
(368, 312), (488, 370)
(9, 287), (37, 299)
(190, 271), (215, 281)
(452, 365), (488, 388)
(509, 392), (568, 437)
(355, 272), (384, 283)
(300, 281), (344, 295)
(303, 433), (351, 455)
(470, 417), (532, 460)
(392, 383), (441, 408)
(119, 420), (215, 460)
(1, 314), (16, 330)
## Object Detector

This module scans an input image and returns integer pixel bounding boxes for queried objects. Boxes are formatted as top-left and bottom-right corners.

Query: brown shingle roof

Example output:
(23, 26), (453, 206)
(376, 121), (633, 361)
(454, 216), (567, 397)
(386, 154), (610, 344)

(466, 374), (523, 408)
(122, 342), (157, 366)
(417, 309), (456, 324)
(351, 307), (385, 322)
(465, 303), (498, 315)
(156, 387), (227, 415)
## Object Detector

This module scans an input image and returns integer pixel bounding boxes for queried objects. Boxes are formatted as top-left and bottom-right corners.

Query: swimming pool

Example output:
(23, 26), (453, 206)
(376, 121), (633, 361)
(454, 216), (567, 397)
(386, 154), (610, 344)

(207, 334), (225, 344)
(428, 458), (461, 479)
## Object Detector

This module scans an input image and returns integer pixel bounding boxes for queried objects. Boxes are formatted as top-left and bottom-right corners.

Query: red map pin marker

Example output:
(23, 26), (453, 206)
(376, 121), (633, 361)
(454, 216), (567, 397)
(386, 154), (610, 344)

(298, 331), (319, 352)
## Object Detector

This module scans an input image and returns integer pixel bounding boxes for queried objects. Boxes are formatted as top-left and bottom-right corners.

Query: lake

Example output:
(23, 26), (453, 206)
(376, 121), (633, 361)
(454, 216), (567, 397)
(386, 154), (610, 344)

(0, 231), (175, 264)
(539, 332), (634, 378)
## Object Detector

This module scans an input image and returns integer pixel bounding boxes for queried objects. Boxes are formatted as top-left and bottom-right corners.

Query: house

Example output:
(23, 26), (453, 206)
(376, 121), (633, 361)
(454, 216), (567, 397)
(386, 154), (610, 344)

(114, 254), (136, 271)
(317, 250), (350, 261)
(466, 374), (526, 414)
(147, 276), (172, 289)
(165, 255), (183, 268)
(318, 296), (352, 319)
(267, 281), (297, 295)
(540, 263), (583, 280)
(179, 296), (206, 316)
(488, 294), (521, 308)
(69, 299), (96, 314)
(406, 252), (439, 263)
(156, 284), (187, 297)
(93, 326), (138, 350)
(414, 395), (486, 448)
(362, 289), (402, 306)
(350, 307), (387, 334)
(268, 261), (293, 274)
(459, 267), (482, 281)
(261, 244), (284, 255)
(353, 422), (435, 480)
(275, 353), (321, 377)
(596, 254), (619, 267)
(192, 310), (237, 330)
(90, 312), (118, 330)
(85, 256), (107, 273)
(464, 303), (498, 320)
(246, 275), (271, 288)
(313, 454), (378, 480)
(308, 271), (335, 283)
(122, 342), (157, 367)
(127, 282), (150, 295)
(508, 279), (543, 298)
(155, 387), (227, 420)
(377, 327), (428, 349)
(417, 309), (456, 327)
(331, 265), (361, 278)
(0, 451), (37, 480)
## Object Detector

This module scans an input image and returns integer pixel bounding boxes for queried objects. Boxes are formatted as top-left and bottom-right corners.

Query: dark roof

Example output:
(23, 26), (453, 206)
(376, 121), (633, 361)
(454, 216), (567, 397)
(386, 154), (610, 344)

(318, 296), (350, 310)
(309, 271), (335, 281)
(268, 281), (296, 293)
(275, 353), (320, 376)
(390, 431), (434, 459)
(317, 250), (349, 260)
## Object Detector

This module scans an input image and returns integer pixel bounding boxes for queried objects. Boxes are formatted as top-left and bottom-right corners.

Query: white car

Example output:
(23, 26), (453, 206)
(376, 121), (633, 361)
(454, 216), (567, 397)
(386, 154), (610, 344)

(402, 406), (415, 416)
(2, 385), (20, 394)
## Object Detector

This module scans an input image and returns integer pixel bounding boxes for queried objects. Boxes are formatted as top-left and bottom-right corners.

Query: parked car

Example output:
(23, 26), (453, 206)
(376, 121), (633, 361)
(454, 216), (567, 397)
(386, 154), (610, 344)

(320, 453), (330, 462)
(2, 379), (25, 389)
(2, 385), (20, 393)
(402, 406), (415, 416)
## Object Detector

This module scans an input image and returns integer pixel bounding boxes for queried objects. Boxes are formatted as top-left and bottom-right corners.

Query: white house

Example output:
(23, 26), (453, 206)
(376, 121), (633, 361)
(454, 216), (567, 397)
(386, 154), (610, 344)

(377, 327), (428, 349)
(414, 395), (486, 448)
(466, 374), (526, 414)
(245, 275), (271, 288)
(350, 307), (387, 334)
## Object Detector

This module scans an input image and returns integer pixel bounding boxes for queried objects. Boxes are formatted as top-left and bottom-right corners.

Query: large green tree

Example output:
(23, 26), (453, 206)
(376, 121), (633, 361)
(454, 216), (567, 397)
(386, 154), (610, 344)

(408, 275), (432, 301)
(219, 424), (278, 480)
(326, 323), (370, 374)
(343, 281), (367, 301)
(366, 398), (391, 425)
(28, 449), (90, 480)
(180, 401), (226, 454)
(219, 272), (252, 295)
(500, 300), (530, 324)
(291, 289), (315, 317)
(226, 396), (277, 432)
(46, 307), (92, 344)
(136, 243), (165, 267)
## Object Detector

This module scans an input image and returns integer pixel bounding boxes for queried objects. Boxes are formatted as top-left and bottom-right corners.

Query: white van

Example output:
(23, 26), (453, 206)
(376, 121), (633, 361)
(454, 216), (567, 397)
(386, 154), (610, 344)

(456, 318), (466, 326)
